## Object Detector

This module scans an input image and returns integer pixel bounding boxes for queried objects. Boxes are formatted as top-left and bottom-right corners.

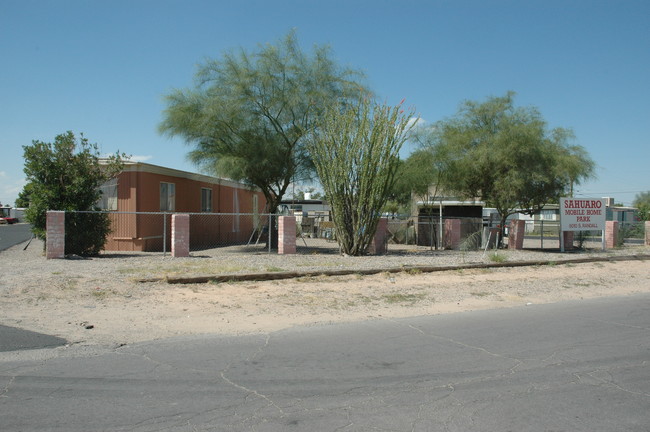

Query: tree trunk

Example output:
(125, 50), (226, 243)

(498, 214), (508, 248)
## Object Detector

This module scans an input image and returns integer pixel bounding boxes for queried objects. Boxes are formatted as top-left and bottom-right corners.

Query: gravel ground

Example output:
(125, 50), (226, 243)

(5, 237), (644, 279)
(1, 238), (649, 347)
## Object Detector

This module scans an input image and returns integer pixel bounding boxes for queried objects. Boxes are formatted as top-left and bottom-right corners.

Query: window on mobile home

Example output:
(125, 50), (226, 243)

(160, 182), (175, 211)
(97, 177), (118, 210)
(201, 188), (212, 212)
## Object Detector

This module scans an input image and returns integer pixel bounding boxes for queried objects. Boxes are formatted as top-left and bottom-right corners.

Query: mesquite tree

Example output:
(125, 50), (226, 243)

(423, 92), (595, 242)
(159, 31), (366, 217)
(633, 191), (650, 221)
(309, 98), (415, 255)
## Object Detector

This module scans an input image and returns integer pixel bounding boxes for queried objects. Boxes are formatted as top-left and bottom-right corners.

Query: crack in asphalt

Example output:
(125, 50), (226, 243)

(404, 322), (524, 374)
(584, 366), (650, 398)
(390, 320), (549, 431)
(591, 317), (650, 331)
(0, 349), (68, 400)
(3, 294), (648, 431)
(218, 334), (287, 416)
(0, 374), (15, 398)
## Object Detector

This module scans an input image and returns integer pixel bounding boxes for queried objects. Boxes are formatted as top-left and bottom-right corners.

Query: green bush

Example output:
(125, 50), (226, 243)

(65, 212), (112, 256)
(21, 131), (123, 256)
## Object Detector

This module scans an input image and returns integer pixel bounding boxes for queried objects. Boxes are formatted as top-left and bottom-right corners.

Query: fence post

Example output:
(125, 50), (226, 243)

(369, 217), (388, 255)
(605, 220), (618, 248)
(46, 210), (65, 259)
(269, 214), (273, 254)
(171, 214), (190, 257)
(563, 231), (574, 250)
(508, 219), (525, 250)
(278, 215), (296, 254)
(444, 219), (461, 250)
(163, 213), (167, 256)
(646, 221), (650, 246)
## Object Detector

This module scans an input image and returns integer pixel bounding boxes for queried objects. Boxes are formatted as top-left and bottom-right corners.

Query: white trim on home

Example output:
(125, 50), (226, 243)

(101, 160), (259, 191)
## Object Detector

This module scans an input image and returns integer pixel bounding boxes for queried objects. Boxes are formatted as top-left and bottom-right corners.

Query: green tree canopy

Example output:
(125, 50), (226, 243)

(422, 92), (595, 236)
(633, 191), (650, 221)
(386, 147), (445, 214)
(22, 131), (123, 256)
(159, 31), (367, 216)
(309, 98), (415, 256)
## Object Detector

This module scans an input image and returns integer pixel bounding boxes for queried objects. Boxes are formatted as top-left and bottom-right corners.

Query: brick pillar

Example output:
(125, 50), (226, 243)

(645, 221), (650, 246)
(605, 220), (618, 249)
(369, 218), (388, 255)
(444, 219), (461, 250)
(46, 211), (65, 259)
(563, 231), (575, 250)
(172, 214), (190, 257)
(278, 216), (296, 254)
(508, 219), (526, 250)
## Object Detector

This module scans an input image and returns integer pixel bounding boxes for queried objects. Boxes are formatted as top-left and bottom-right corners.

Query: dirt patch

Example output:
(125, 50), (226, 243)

(1, 239), (649, 347)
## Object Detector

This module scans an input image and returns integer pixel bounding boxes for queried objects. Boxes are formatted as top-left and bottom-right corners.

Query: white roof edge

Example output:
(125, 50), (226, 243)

(102, 160), (258, 191)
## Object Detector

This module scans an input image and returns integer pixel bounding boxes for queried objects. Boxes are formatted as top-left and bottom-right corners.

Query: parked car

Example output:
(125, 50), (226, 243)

(0, 206), (19, 224)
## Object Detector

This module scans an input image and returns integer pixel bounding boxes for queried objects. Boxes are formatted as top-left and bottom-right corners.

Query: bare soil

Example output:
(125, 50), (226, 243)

(1, 239), (649, 347)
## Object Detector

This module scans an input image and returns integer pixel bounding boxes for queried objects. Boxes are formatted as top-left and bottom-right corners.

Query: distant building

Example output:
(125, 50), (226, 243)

(412, 189), (485, 247)
(280, 195), (331, 238)
(606, 205), (639, 224)
(279, 198), (330, 216)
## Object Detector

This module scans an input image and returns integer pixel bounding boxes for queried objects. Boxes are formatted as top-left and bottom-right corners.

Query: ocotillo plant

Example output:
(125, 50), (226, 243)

(309, 98), (416, 255)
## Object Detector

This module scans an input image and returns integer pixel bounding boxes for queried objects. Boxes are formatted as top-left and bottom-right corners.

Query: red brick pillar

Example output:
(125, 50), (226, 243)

(563, 231), (574, 250)
(46, 211), (65, 259)
(369, 218), (388, 255)
(605, 220), (618, 249)
(444, 219), (461, 250)
(645, 221), (650, 246)
(278, 216), (296, 254)
(508, 219), (526, 250)
(172, 214), (190, 257)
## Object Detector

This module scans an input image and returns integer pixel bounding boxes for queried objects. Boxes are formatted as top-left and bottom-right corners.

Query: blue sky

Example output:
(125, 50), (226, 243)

(1, 0), (648, 206)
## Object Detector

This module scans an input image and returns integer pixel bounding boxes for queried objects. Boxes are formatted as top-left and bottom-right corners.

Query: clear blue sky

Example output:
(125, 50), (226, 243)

(1, 0), (648, 206)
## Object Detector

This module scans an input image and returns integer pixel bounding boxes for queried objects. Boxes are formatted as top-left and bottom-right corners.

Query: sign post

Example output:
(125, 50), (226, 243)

(560, 198), (607, 252)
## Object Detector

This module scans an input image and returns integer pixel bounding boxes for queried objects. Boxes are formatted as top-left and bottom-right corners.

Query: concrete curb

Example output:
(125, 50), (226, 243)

(138, 253), (650, 285)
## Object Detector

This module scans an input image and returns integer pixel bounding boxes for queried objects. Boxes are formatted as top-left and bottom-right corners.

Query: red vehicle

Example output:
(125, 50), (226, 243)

(0, 206), (19, 224)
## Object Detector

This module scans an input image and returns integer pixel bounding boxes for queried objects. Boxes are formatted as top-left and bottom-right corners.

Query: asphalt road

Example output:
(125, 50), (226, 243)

(0, 325), (67, 352)
(1, 294), (649, 431)
(0, 223), (33, 251)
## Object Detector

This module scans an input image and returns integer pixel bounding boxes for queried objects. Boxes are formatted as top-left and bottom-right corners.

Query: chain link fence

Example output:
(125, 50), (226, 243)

(188, 213), (273, 253)
(65, 211), (646, 256)
(616, 220), (646, 246)
(520, 219), (646, 249)
(385, 216), (484, 251)
(293, 213), (341, 254)
(293, 215), (483, 254)
(73, 211), (276, 255)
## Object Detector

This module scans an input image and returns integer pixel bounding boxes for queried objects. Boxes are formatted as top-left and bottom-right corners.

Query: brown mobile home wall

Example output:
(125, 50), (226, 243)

(103, 165), (266, 252)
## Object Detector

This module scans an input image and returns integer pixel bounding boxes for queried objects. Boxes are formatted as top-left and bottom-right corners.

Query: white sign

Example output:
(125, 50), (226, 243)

(560, 198), (607, 231)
